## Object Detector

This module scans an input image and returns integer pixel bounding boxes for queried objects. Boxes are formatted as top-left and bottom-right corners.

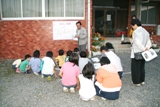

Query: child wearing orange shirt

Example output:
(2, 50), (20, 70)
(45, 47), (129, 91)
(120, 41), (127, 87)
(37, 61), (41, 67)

(95, 57), (122, 100)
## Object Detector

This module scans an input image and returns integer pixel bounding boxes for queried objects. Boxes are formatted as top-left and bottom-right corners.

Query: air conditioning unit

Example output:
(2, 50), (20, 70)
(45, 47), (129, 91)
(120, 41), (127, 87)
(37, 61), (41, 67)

(156, 25), (160, 35)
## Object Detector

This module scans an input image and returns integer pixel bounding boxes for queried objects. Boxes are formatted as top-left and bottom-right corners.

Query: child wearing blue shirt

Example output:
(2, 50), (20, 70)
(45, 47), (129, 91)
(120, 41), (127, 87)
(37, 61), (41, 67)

(29, 50), (41, 76)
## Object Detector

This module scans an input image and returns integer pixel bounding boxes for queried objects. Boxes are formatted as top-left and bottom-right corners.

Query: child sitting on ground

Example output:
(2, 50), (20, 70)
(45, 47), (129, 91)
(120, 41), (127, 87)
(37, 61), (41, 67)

(41, 51), (57, 81)
(79, 62), (96, 101)
(56, 49), (66, 68)
(100, 46), (123, 79)
(74, 48), (80, 55)
(59, 53), (80, 93)
(19, 54), (31, 74)
(29, 50), (41, 76)
(79, 51), (90, 73)
(65, 50), (72, 62)
(95, 57), (122, 100)
(12, 58), (24, 73)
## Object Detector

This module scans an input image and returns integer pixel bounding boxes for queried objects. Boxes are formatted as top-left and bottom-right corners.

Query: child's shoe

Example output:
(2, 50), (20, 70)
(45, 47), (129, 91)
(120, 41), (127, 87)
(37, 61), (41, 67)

(47, 76), (51, 81)
(16, 68), (20, 73)
(101, 97), (106, 100)
(34, 72), (39, 76)
(63, 87), (69, 92)
(90, 97), (95, 101)
(25, 70), (30, 74)
(41, 74), (44, 78)
(70, 87), (75, 93)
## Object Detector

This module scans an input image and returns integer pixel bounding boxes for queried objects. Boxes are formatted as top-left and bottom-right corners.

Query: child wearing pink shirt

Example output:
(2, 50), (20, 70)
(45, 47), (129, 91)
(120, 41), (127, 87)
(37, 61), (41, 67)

(59, 53), (80, 93)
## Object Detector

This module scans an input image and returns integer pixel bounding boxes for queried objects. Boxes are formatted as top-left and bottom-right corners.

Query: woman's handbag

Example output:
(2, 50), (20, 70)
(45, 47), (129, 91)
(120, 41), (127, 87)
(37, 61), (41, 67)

(133, 38), (147, 60)
(134, 52), (144, 60)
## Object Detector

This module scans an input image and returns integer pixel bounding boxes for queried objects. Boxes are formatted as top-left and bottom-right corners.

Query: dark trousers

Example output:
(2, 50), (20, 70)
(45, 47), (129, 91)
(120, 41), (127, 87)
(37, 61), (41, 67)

(131, 58), (145, 84)
(118, 72), (123, 79)
(79, 44), (86, 52)
(95, 85), (119, 100)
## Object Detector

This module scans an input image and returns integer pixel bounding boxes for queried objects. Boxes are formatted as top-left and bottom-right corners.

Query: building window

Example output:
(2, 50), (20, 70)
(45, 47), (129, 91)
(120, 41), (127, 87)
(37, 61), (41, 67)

(131, 2), (158, 25)
(23, 0), (42, 17)
(45, 0), (64, 17)
(141, 3), (158, 25)
(65, 0), (84, 17)
(1, 0), (21, 18)
(0, 0), (85, 20)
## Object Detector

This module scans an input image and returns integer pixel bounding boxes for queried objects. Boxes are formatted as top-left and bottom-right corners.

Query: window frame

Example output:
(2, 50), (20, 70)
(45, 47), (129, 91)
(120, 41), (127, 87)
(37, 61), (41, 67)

(0, 0), (85, 20)
(141, 2), (158, 26)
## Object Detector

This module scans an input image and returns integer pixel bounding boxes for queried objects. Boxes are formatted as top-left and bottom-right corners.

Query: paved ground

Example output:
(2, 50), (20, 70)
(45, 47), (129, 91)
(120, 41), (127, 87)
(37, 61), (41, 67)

(0, 53), (160, 107)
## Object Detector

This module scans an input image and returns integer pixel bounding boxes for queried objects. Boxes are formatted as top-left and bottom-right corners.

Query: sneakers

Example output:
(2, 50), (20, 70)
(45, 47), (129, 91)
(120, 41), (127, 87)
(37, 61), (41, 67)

(63, 87), (69, 92)
(90, 97), (95, 101)
(131, 82), (141, 87)
(47, 76), (51, 81)
(41, 74), (44, 78)
(34, 72), (39, 76)
(16, 68), (20, 73)
(70, 87), (75, 93)
(101, 97), (106, 100)
(141, 82), (145, 85)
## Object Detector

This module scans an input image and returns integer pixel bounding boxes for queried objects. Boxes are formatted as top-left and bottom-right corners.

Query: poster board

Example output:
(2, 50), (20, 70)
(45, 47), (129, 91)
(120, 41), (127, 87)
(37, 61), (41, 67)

(53, 21), (77, 40)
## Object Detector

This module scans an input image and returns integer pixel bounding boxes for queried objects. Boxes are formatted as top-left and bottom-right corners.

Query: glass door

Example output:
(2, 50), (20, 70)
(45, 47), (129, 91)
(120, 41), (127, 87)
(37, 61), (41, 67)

(94, 10), (104, 35)
(93, 9), (116, 36)
(105, 10), (115, 36)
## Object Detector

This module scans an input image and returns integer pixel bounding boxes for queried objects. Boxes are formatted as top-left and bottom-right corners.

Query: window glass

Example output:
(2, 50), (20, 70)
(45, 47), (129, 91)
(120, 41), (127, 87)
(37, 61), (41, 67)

(1, 0), (85, 19)
(131, 2), (158, 24)
(1, 0), (21, 18)
(45, 0), (64, 17)
(65, 0), (84, 17)
(23, 0), (42, 17)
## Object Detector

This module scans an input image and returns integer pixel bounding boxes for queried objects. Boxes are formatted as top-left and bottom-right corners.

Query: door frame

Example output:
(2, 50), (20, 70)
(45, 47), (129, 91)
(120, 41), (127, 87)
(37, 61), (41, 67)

(93, 7), (117, 36)
(93, 7), (128, 37)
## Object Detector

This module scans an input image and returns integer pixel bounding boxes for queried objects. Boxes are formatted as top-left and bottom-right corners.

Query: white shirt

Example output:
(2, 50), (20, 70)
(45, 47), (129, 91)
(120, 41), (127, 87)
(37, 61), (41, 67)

(77, 29), (81, 35)
(79, 74), (96, 100)
(79, 58), (90, 73)
(42, 57), (55, 75)
(131, 26), (152, 58)
(105, 51), (123, 72)
(12, 59), (21, 68)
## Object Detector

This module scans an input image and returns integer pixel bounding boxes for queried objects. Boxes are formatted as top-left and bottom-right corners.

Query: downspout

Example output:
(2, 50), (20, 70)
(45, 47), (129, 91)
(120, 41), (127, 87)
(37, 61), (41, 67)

(87, 0), (91, 58)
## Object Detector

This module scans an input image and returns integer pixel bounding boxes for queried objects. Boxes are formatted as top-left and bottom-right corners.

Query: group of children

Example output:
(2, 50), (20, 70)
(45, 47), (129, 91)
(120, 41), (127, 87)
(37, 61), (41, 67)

(12, 44), (123, 101)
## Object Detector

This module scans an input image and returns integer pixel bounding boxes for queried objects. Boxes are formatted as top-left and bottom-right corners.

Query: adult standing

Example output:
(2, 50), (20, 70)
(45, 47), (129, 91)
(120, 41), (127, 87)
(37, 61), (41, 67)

(131, 19), (151, 86)
(75, 21), (87, 52)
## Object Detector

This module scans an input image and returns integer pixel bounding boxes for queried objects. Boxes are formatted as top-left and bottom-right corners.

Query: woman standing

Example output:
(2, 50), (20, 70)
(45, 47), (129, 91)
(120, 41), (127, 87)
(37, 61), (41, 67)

(131, 19), (151, 86)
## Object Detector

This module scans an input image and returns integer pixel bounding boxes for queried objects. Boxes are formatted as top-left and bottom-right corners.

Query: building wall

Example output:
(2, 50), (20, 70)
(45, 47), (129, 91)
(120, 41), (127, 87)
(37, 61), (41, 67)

(0, 0), (92, 59)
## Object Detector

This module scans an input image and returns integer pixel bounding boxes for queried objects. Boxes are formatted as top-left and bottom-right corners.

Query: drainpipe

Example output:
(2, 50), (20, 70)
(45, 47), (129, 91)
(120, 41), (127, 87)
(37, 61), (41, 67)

(135, 0), (141, 19)
(87, 0), (91, 58)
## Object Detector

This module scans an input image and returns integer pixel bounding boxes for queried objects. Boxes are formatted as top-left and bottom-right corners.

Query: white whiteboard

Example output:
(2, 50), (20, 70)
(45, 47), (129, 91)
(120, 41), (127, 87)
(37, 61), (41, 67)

(53, 21), (77, 40)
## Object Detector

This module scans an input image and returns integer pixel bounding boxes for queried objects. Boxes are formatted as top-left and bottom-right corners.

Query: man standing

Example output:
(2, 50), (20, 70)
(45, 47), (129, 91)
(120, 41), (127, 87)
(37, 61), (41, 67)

(75, 21), (87, 52)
